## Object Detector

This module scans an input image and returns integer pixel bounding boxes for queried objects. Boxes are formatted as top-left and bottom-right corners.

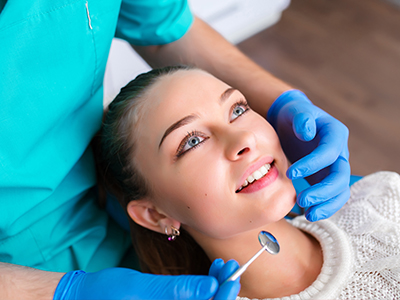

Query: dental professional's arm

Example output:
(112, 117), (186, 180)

(134, 17), (351, 221)
(0, 260), (240, 300)
(0, 262), (64, 300)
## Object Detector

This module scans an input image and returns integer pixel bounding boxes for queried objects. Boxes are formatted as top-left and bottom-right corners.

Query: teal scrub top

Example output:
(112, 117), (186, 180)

(0, 0), (193, 272)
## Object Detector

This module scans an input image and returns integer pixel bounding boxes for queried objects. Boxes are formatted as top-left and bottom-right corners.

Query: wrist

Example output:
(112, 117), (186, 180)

(266, 89), (311, 126)
(54, 270), (86, 300)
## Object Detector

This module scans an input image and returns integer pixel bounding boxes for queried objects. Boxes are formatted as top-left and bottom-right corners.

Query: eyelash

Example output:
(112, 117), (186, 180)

(176, 130), (208, 158)
(231, 100), (250, 121)
(175, 99), (250, 159)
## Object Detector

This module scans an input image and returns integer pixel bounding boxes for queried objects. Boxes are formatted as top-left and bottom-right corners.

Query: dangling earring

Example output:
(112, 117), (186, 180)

(165, 225), (180, 241)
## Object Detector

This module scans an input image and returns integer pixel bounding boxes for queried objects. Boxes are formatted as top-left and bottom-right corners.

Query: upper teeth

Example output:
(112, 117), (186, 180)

(237, 163), (271, 191)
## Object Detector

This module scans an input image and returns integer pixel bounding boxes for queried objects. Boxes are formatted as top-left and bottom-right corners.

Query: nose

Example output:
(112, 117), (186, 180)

(224, 129), (256, 161)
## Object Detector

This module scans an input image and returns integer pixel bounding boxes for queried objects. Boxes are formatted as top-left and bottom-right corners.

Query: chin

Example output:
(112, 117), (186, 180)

(284, 181), (297, 204)
(271, 182), (297, 220)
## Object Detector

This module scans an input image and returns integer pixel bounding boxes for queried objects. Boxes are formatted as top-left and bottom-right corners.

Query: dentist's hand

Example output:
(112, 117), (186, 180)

(54, 267), (221, 300)
(54, 259), (241, 300)
(209, 259), (241, 300)
(267, 89), (351, 222)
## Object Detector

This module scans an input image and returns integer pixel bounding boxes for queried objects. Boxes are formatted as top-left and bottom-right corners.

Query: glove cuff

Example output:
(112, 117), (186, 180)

(54, 270), (86, 300)
(266, 89), (312, 126)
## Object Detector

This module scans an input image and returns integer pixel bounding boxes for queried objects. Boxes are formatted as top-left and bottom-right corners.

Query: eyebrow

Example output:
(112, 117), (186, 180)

(220, 87), (236, 103)
(159, 114), (198, 148)
(158, 87), (237, 149)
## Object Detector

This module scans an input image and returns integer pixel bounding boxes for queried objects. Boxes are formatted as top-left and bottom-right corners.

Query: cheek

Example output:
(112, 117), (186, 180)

(250, 115), (281, 144)
(152, 157), (228, 221)
(255, 123), (288, 166)
(169, 171), (239, 236)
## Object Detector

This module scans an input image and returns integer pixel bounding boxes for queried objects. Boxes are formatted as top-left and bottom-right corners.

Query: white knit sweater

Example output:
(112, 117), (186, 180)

(238, 171), (400, 300)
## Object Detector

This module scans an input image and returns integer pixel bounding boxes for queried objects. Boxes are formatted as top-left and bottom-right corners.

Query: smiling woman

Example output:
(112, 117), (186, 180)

(96, 65), (400, 299)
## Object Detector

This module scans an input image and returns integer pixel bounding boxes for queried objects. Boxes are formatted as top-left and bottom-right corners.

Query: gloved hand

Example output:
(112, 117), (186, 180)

(267, 89), (351, 222)
(54, 259), (240, 300)
(209, 259), (241, 300)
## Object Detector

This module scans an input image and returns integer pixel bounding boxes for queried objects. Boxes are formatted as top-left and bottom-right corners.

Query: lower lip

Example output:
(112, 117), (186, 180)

(239, 164), (279, 194)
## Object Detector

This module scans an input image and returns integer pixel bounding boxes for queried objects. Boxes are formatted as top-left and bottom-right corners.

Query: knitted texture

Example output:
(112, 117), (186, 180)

(238, 172), (400, 300)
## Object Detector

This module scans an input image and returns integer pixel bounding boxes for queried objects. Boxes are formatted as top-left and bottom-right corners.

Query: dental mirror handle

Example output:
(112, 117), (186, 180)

(223, 245), (267, 283)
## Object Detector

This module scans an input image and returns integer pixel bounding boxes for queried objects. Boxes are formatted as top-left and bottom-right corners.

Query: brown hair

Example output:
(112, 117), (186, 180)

(95, 65), (211, 275)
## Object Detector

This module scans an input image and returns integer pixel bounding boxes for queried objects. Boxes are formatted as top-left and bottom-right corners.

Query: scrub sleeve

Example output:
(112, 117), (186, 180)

(0, 0), (193, 272)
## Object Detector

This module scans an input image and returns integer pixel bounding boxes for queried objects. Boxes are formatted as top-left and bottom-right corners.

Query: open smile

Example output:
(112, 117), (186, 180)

(236, 160), (278, 193)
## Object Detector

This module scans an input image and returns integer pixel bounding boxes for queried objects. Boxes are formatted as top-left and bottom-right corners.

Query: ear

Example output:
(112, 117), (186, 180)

(127, 199), (181, 235)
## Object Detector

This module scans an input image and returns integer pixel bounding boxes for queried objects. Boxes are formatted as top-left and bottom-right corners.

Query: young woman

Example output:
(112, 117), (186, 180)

(97, 65), (400, 299)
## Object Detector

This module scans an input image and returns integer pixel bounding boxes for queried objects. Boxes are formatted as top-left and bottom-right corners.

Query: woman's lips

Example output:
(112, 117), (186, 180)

(237, 163), (279, 194)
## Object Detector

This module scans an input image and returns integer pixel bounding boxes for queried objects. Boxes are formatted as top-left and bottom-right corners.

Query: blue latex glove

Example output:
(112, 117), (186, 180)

(54, 260), (240, 300)
(209, 259), (241, 300)
(267, 89), (351, 222)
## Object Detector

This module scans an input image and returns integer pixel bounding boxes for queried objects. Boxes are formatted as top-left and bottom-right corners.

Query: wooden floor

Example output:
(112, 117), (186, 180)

(238, 0), (400, 176)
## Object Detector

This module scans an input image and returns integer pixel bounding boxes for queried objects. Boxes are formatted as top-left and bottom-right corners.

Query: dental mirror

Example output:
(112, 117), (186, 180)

(223, 231), (280, 283)
(258, 231), (280, 255)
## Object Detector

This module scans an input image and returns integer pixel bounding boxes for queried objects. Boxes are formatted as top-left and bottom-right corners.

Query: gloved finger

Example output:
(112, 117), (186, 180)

(317, 116), (349, 158)
(209, 258), (224, 278)
(216, 260), (240, 283)
(213, 260), (240, 300)
(292, 111), (316, 142)
(146, 273), (218, 300)
(287, 117), (348, 179)
(214, 280), (241, 300)
(342, 144), (350, 161)
(266, 89), (309, 126)
(305, 187), (351, 221)
(297, 156), (351, 208)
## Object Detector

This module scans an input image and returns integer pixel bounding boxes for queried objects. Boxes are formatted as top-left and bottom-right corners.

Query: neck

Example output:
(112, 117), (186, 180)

(190, 219), (323, 299)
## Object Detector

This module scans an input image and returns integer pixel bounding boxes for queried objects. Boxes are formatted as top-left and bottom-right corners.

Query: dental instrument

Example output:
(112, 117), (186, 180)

(223, 231), (280, 283)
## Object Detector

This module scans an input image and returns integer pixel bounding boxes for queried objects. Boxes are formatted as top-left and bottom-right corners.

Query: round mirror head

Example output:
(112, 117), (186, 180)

(258, 231), (280, 255)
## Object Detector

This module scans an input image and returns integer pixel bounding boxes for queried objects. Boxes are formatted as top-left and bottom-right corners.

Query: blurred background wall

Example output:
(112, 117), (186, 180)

(237, 0), (400, 176)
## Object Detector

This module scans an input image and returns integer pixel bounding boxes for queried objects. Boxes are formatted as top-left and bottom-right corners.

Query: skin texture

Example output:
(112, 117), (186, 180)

(0, 262), (64, 300)
(127, 70), (323, 299)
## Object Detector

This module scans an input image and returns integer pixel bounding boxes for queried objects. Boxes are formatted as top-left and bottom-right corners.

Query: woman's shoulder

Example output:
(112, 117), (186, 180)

(351, 171), (400, 192)
(346, 171), (400, 224)
(331, 171), (400, 298)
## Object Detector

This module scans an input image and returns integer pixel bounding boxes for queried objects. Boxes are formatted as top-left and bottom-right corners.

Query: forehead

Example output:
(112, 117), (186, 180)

(137, 69), (230, 132)
(150, 69), (228, 108)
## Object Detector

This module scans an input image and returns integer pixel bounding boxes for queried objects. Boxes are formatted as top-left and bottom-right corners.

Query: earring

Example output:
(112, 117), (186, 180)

(165, 225), (180, 241)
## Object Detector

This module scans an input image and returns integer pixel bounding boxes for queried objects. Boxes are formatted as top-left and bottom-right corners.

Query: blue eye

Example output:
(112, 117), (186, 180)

(186, 136), (202, 149)
(233, 106), (245, 117)
(177, 131), (208, 157)
(230, 102), (249, 121)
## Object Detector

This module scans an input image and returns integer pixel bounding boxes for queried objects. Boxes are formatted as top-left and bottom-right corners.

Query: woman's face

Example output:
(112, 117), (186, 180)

(134, 69), (296, 239)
